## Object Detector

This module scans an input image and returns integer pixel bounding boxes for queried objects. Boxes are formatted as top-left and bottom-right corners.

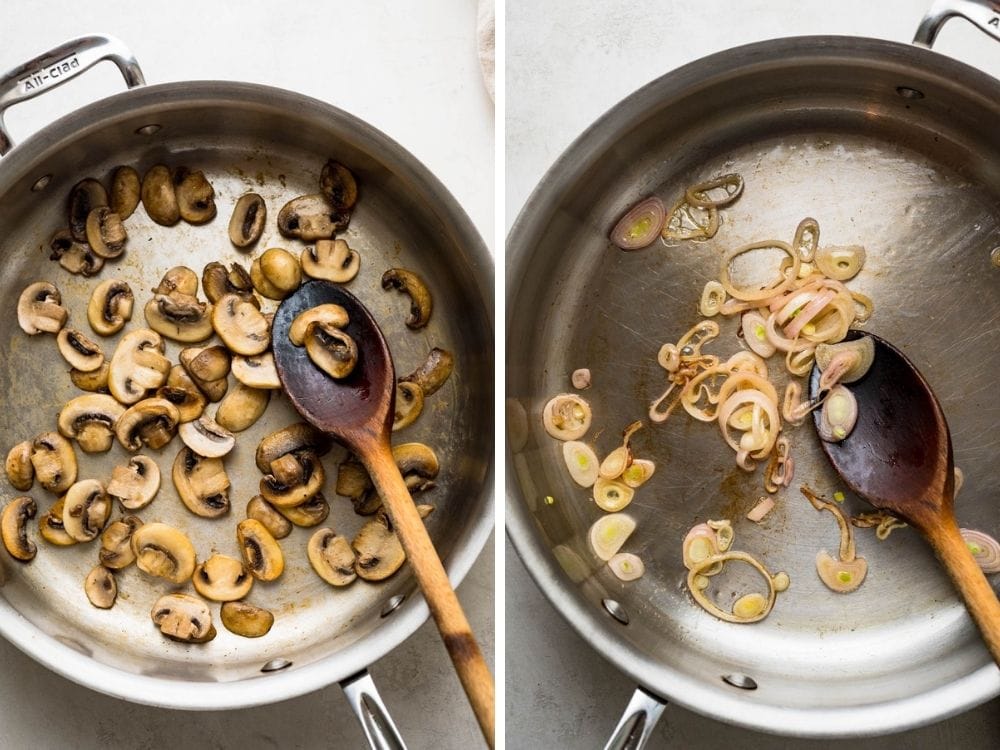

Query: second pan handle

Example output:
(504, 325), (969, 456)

(341, 669), (408, 750)
(602, 686), (668, 750)
(914, 0), (1000, 47)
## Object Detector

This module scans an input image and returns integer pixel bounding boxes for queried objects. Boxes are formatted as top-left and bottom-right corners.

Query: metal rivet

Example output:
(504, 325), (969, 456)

(991, 247), (1000, 268)
(135, 124), (161, 136)
(380, 594), (406, 618)
(896, 86), (924, 100)
(602, 598), (629, 624)
(30, 174), (52, 192)
(260, 658), (292, 673)
(722, 673), (757, 690)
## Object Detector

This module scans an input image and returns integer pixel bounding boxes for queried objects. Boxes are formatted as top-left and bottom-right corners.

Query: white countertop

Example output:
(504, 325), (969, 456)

(0, 1), (494, 748)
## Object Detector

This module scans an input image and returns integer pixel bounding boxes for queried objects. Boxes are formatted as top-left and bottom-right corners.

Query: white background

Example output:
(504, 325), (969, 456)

(506, 0), (1000, 747)
(0, 2), (494, 748)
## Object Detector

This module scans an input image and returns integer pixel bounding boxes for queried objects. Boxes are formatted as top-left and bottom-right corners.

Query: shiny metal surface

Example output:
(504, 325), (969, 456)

(914, 0), (1000, 47)
(0, 80), (493, 710)
(603, 686), (668, 750)
(507, 36), (1000, 737)
(341, 670), (408, 750)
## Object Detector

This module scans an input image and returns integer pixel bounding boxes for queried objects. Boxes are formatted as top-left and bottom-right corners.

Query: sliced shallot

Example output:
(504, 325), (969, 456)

(610, 197), (666, 250)
(961, 528), (1000, 574)
(609, 552), (645, 581)
(562, 441), (599, 487)
(589, 513), (636, 561)
(542, 393), (591, 441)
(593, 477), (634, 512)
(746, 496), (775, 523)
(817, 385), (857, 443)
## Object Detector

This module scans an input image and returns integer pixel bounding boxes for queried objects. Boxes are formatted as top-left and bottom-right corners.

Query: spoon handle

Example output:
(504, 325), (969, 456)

(923, 515), (1000, 665)
(360, 434), (495, 747)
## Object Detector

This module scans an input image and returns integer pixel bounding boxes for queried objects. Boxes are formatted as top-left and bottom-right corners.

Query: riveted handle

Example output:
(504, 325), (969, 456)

(340, 670), (408, 750)
(0, 34), (145, 155)
(914, 0), (1000, 47)
(603, 686), (668, 750)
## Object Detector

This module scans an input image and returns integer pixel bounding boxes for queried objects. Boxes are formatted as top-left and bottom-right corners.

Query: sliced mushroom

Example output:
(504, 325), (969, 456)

(304, 322), (358, 379)
(17, 281), (68, 335)
(275, 491), (329, 527)
(71, 362), (111, 393)
(5, 441), (34, 491)
(215, 383), (270, 432)
(107, 455), (161, 510)
(115, 398), (180, 451)
(56, 328), (105, 372)
(153, 265), (199, 296)
(335, 457), (375, 514)
(381, 268), (432, 329)
(30, 432), (77, 494)
(49, 229), (104, 276)
(212, 294), (270, 355)
(180, 344), (231, 383)
(57, 394), (125, 453)
(178, 415), (235, 458)
(260, 450), (325, 508)
(87, 279), (134, 336)
(99, 515), (143, 569)
(353, 511), (405, 581)
(61, 479), (110, 542)
(246, 495), (292, 540)
(110, 165), (140, 219)
(144, 292), (214, 343)
(151, 593), (215, 643)
(68, 178), (108, 242)
(220, 600), (273, 638)
(228, 193), (266, 249)
(174, 168), (216, 224)
(270, 453), (304, 486)
(289, 304), (349, 346)
(250, 248), (302, 300)
(319, 159), (358, 211)
(392, 382), (424, 431)
(1, 496), (37, 561)
(85, 207), (127, 259)
(231, 352), (281, 389)
(39, 497), (76, 547)
(300, 239), (360, 283)
(157, 365), (207, 422)
(108, 329), (171, 405)
(236, 519), (284, 581)
(255, 422), (331, 473)
(308, 527), (356, 586)
(277, 193), (349, 240)
(394, 442), (440, 490)
(202, 261), (258, 306)
(400, 347), (454, 396)
(141, 165), (180, 226)
(132, 522), (197, 583)
(84, 565), (117, 609)
(172, 447), (230, 518)
(193, 553), (253, 602)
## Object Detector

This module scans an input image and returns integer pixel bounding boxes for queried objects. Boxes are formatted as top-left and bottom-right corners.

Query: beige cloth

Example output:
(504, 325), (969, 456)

(478, 0), (495, 101)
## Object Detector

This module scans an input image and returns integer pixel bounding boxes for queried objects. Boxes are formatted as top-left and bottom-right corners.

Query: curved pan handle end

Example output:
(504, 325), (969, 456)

(914, 0), (1000, 48)
(603, 686), (668, 750)
(341, 669), (409, 750)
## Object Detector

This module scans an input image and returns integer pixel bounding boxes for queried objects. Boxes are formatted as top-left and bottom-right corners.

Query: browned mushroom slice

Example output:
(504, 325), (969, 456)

(157, 365), (208, 423)
(49, 229), (104, 276)
(174, 168), (216, 224)
(30, 432), (77, 494)
(259, 451), (324, 508)
(68, 178), (108, 242)
(108, 329), (171, 405)
(288, 304), (349, 346)
(110, 165), (140, 219)
(180, 344), (231, 382)
(220, 600), (273, 638)
(17, 281), (68, 335)
(400, 347), (454, 396)
(228, 193), (266, 249)
(141, 165), (180, 226)
(56, 328), (105, 372)
(202, 261), (258, 307)
(87, 279), (134, 337)
(192, 553), (253, 602)
(144, 292), (214, 343)
(269, 453), (304, 485)
(38, 498), (76, 547)
(152, 265), (198, 296)
(61, 479), (110, 542)
(308, 527), (357, 586)
(84, 565), (117, 609)
(277, 193), (349, 240)
(236, 519), (284, 581)
(212, 294), (270, 355)
(71, 362), (111, 393)
(99, 515), (143, 569)
(172, 447), (230, 518)
(304, 322), (358, 379)
(300, 239), (360, 283)
(1, 496), (37, 561)
(85, 207), (127, 259)
(231, 353), (281, 390)
(151, 593), (215, 643)
(319, 160), (358, 211)
(335, 457), (376, 514)
(215, 383), (270, 433)
(115, 398), (180, 451)
(250, 248), (302, 300)
(178, 415), (235, 458)
(5, 441), (34, 491)
(106, 455), (161, 510)
(392, 382), (424, 431)
(255, 422), (331, 473)
(353, 511), (405, 581)
(246, 495), (292, 540)
(395, 442), (440, 493)
(275, 491), (329, 527)
(57, 394), (125, 453)
(381, 268), (432, 329)
(132, 522), (196, 584)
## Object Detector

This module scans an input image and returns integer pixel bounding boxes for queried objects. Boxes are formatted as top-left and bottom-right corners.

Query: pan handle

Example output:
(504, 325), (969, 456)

(602, 686), (668, 750)
(340, 669), (409, 750)
(914, 0), (1000, 47)
(0, 34), (145, 155)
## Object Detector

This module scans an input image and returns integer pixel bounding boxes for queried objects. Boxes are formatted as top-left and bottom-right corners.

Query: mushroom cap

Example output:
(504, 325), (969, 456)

(85, 206), (127, 259)
(154, 266), (200, 296)
(211, 294), (270, 355)
(151, 593), (215, 643)
(392, 442), (440, 481)
(275, 491), (329, 527)
(61, 479), (110, 542)
(68, 178), (108, 241)
(192, 553), (253, 602)
(18, 281), (68, 335)
(56, 328), (105, 372)
(300, 239), (360, 283)
(381, 268), (432, 329)
(49, 229), (104, 276)
(215, 383), (270, 433)
(1, 496), (37, 561)
(288, 304), (350, 346)
(143, 293), (214, 343)
(303, 322), (358, 379)
(174, 169), (216, 224)
(276, 193), (349, 240)
(231, 353), (281, 390)
(132, 522), (196, 584)
(99, 515), (143, 569)
(392, 382), (424, 431)
(202, 261), (258, 306)
(38, 498), (76, 547)
(5, 441), (34, 492)
(250, 247), (301, 300)
(308, 527), (357, 586)
(106, 455), (161, 510)
(115, 398), (180, 451)
(157, 365), (208, 423)
(110, 165), (140, 219)
(259, 451), (325, 508)
(172, 447), (231, 518)
(178, 415), (235, 458)
(58, 394), (125, 453)
(255, 422), (331, 474)
(220, 600), (273, 638)
(228, 193), (266, 249)
(84, 565), (117, 609)
(70, 362), (111, 393)
(108, 329), (170, 405)
(87, 279), (134, 337)
(180, 345), (231, 383)
(236, 519), (284, 581)
(141, 165), (180, 226)
(30, 432), (77, 494)
(352, 513), (405, 581)
(246, 495), (293, 540)
(319, 160), (358, 211)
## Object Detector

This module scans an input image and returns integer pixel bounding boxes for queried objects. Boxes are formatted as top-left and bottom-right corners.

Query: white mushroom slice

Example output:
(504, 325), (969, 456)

(107, 455), (161, 510)
(68, 178), (108, 241)
(301, 239), (360, 283)
(231, 353), (281, 389)
(352, 511), (405, 581)
(255, 422), (331, 473)
(246, 495), (293, 539)
(61, 479), (110, 542)
(211, 294), (270, 355)
(30, 432), (77, 494)
(110, 165), (140, 219)
(178, 415), (235, 457)
(220, 601), (274, 638)
(108, 329), (171, 405)
(236, 519), (284, 581)
(215, 383), (270, 432)
(542, 394), (591, 440)
(228, 193), (266, 249)
(274, 491), (329, 527)
(608, 552), (645, 581)
(157, 365), (207, 423)
(399, 348), (454, 396)
(277, 193), (349, 240)
(593, 478), (634, 512)
(56, 328), (105, 372)
(562, 441), (599, 487)
(57, 394), (125, 453)
(304, 322), (358, 379)
(172, 447), (231, 518)
(70, 362), (111, 393)
(84, 565), (117, 609)
(1, 496), (37, 561)
(99, 515), (143, 569)
(115, 398), (180, 451)
(381, 268), (432, 329)
(153, 266), (199, 296)
(259, 450), (324, 508)
(87, 279), (134, 336)
(38, 498), (76, 547)
(151, 593), (215, 643)
(392, 382), (424, 431)
(132, 523), (196, 584)
(5, 441), (34, 491)
(308, 527), (357, 586)
(17, 281), (68, 335)
(143, 293), (214, 343)
(192, 553), (253, 602)
(174, 168), (216, 224)
(85, 207), (127, 259)
(141, 165), (180, 226)
(250, 247), (301, 300)
(588, 513), (636, 561)
(289, 304), (350, 345)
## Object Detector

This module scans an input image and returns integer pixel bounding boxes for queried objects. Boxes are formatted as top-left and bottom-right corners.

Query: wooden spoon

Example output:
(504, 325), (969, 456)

(810, 331), (1000, 664)
(273, 280), (495, 745)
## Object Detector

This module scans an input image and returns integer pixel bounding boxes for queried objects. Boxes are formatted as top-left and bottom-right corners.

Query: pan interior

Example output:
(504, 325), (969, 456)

(507, 39), (1000, 726)
(0, 85), (492, 689)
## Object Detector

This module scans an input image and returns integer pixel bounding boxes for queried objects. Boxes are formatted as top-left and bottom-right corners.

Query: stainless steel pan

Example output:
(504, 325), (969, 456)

(0, 35), (493, 748)
(507, 1), (999, 743)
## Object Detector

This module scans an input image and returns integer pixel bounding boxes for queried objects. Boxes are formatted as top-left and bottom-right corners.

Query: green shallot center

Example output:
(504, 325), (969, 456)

(753, 324), (766, 341)
(627, 216), (652, 239)
(837, 570), (852, 583)
(689, 537), (712, 562)
(967, 542), (983, 555)
(833, 491), (845, 503)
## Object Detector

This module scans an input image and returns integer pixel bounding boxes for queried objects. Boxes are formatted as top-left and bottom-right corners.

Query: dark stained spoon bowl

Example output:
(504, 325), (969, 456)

(810, 331), (1000, 664)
